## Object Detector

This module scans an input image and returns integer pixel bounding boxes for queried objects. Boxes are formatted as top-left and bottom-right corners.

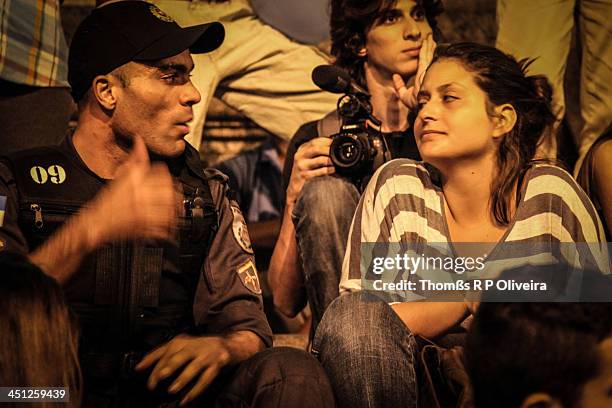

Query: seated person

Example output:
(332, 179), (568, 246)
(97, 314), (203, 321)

(313, 42), (610, 408)
(577, 124), (612, 240)
(0, 2), (333, 406)
(0, 251), (81, 407)
(466, 300), (612, 408)
(268, 0), (444, 334)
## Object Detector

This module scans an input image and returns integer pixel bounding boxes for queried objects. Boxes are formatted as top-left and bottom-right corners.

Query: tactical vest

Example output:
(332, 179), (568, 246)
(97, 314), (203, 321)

(5, 144), (218, 362)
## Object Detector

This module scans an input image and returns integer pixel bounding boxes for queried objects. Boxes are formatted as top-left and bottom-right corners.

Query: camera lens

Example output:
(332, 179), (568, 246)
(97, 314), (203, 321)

(331, 134), (363, 168)
(338, 141), (358, 164)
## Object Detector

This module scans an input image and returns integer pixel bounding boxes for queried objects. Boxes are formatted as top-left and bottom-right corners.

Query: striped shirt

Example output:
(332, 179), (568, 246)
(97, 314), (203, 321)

(340, 159), (610, 295)
(0, 0), (69, 87)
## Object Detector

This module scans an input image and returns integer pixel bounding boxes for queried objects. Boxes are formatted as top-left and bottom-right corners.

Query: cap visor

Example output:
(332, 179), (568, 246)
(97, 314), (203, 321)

(134, 21), (225, 60)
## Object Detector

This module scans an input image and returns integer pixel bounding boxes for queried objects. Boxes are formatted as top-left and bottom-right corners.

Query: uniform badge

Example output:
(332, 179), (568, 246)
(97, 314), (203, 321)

(149, 5), (174, 22)
(230, 205), (253, 254)
(0, 195), (6, 227)
(237, 260), (261, 294)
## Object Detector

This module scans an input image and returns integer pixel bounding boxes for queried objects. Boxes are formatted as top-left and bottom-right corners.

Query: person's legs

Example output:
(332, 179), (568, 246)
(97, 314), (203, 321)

(496, 0), (576, 159)
(312, 292), (418, 408)
(292, 175), (360, 333)
(217, 16), (338, 142)
(573, 0), (612, 175)
(213, 347), (335, 407)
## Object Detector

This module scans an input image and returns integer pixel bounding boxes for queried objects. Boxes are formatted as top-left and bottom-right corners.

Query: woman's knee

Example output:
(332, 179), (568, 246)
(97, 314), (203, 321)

(313, 292), (409, 356)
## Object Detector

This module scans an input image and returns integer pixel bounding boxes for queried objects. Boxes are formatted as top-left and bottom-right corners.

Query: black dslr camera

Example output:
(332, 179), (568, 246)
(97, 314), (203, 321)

(312, 65), (389, 180)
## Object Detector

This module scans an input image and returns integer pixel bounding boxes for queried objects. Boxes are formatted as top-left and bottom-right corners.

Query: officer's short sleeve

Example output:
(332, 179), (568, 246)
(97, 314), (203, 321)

(193, 169), (273, 347)
(0, 160), (29, 254)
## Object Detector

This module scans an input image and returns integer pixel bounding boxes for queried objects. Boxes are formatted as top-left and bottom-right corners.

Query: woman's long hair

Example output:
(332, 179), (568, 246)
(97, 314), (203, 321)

(427, 42), (556, 225)
(0, 252), (81, 407)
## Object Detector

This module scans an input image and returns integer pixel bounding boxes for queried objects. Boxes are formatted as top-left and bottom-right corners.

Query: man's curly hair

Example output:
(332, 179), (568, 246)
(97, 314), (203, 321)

(330, 0), (444, 87)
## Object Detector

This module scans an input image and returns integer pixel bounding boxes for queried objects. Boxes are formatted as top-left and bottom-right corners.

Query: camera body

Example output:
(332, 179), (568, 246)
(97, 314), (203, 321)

(329, 93), (388, 179)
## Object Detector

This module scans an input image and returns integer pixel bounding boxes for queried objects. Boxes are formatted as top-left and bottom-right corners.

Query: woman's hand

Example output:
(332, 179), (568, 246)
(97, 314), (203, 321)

(393, 33), (436, 109)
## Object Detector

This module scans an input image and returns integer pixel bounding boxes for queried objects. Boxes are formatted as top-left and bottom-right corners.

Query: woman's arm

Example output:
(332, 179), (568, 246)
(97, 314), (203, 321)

(391, 301), (471, 338)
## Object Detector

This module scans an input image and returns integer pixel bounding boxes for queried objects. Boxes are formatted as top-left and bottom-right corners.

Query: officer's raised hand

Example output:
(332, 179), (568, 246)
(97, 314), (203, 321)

(28, 135), (179, 282)
(83, 135), (178, 245)
(286, 137), (335, 206)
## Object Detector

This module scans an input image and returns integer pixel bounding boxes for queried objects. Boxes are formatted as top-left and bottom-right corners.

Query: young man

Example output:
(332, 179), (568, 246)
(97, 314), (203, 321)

(268, 0), (443, 333)
(0, 2), (334, 406)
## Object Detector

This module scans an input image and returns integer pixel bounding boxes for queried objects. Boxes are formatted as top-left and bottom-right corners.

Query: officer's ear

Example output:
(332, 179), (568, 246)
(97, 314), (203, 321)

(92, 75), (117, 111)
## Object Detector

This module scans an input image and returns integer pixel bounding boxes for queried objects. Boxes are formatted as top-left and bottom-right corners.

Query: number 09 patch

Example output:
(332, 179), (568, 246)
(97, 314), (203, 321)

(30, 165), (66, 185)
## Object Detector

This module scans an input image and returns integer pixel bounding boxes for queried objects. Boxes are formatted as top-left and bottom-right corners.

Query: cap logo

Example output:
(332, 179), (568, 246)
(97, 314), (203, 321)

(149, 5), (174, 23)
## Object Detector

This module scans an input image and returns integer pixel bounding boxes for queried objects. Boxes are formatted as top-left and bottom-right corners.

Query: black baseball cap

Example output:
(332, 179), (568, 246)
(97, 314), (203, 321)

(68, 1), (225, 101)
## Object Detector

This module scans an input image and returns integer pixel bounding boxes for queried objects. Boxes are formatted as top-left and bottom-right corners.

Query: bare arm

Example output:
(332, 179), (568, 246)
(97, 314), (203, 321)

(593, 139), (612, 236)
(29, 136), (177, 284)
(268, 137), (334, 317)
(268, 202), (306, 317)
(391, 301), (471, 339)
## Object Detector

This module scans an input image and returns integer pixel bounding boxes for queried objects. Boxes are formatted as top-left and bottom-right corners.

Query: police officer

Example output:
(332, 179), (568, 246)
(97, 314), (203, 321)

(0, 2), (333, 407)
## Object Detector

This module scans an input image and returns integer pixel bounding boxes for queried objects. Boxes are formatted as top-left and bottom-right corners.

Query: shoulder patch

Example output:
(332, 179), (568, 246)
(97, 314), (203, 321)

(237, 259), (261, 294)
(230, 204), (253, 254)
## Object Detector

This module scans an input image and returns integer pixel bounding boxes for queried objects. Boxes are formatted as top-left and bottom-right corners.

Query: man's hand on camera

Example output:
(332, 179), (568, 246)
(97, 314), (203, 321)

(286, 137), (335, 205)
(393, 32), (436, 109)
(80, 135), (178, 248)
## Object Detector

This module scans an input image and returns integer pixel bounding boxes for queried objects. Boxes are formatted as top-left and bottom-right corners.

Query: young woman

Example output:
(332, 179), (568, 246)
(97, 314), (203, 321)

(313, 42), (609, 408)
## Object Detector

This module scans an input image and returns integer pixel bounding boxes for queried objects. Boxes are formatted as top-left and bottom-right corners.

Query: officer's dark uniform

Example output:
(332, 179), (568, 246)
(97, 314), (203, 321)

(0, 134), (276, 406)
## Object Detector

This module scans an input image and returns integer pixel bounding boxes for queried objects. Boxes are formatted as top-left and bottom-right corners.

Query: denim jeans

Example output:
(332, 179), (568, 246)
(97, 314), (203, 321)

(312, 292), (419, 408)
(292, 175), (361, 334)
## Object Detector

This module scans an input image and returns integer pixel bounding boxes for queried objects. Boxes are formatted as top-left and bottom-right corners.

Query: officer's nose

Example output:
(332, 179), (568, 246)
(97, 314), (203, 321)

(181, 80), (201, 107)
